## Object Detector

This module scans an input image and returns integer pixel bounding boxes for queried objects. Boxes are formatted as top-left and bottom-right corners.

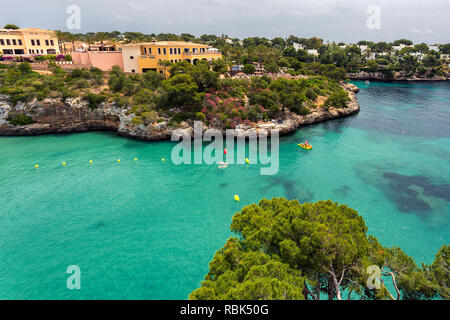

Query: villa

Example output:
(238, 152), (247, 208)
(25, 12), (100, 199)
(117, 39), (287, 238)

(0, 28), (59, 56)
(121, 41), (222, 75)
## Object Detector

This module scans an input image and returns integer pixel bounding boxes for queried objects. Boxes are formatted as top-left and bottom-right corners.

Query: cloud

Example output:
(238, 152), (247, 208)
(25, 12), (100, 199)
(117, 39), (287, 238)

(410, 28), (434, 34)
(114, 13), (133, 21)
(2, 0), (449, 43)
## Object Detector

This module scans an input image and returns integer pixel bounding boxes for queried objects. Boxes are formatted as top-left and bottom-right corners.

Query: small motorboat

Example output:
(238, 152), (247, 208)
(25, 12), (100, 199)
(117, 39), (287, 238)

(298, 143), (313, 150)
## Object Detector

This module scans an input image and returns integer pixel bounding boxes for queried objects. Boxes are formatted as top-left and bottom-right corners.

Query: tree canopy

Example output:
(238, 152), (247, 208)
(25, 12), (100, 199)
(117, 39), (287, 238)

(190, 198), (448, 300)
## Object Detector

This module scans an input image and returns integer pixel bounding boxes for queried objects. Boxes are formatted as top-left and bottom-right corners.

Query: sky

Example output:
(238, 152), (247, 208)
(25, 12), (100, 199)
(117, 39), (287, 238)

(1, 0), (449, 44)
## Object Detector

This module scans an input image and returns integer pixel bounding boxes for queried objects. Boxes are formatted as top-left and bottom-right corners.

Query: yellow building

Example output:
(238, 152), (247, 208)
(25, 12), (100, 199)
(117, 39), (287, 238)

(121, 41), (222, 75)
(0, 28), (60, 56)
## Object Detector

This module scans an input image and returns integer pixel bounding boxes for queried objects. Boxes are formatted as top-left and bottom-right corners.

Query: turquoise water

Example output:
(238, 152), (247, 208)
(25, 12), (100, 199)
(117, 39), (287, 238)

(0, 81), (449, 299)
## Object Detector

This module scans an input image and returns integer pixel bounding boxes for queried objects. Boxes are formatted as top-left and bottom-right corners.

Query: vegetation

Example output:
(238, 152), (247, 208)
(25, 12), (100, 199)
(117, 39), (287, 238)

(0, 61), (349, 128)
(6, 111), (34, 126)
(190, 198), (449, 300)
(3, 24), (19, 30)
(48, 30), (448, 79)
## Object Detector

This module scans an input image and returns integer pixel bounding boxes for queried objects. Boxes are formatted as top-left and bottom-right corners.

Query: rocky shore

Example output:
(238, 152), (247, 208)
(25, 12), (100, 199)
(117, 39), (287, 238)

(348, 71), (448, 81)
(0, 83), (360, 141)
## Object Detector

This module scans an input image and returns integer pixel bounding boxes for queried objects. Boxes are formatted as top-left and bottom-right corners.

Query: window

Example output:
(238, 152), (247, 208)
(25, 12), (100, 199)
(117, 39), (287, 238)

(45, 40), (49, 46)
(163, 48), (166, 54)
(0, 39), (4, 45)
(169, 48), (173, 54)
(184, 48), (189, 53)
(130, 56), (134, 59)
(6, 39), (11, 45)
(36, 40), (40, 46)
(178, 48), (181, 54)
(12, 39), (17, 45)
(50, 40), (54, 46)
(144, 47), (147, 54)
(148, 48), (152, 54)
(18, 39), (22, 45)
(158, 48), (161, 54)
(131, 69), (135, 73)
(3, 49), (13, 54)
(31, 39), (35, 46)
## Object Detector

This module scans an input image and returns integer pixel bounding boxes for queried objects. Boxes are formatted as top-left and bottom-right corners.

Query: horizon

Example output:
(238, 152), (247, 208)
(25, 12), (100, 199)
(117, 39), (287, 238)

(1, 0), (449, 44)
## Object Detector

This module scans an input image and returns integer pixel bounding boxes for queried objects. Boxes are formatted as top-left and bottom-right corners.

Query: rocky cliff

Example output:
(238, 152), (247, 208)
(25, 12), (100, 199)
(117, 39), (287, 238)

(0, 84), (360, 140)
(348, 71), (448, 81)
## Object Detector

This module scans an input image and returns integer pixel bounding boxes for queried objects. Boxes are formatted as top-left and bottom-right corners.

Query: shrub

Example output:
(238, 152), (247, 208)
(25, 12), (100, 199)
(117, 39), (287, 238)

(6, 112), (34, 125)
(305, 87), (318, 100)
(325, 90), (350, 108)
(83, 92), (107, 109)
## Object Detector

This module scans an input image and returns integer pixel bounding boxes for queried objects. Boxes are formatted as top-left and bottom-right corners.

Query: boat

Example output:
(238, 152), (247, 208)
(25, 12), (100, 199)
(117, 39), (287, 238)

(365, 80), (370, 85)
(298, 143), (313, 150)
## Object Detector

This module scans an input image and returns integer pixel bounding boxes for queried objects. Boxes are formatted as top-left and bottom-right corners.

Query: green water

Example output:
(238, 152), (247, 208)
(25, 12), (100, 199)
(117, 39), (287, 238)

(0, 81), (449, 299)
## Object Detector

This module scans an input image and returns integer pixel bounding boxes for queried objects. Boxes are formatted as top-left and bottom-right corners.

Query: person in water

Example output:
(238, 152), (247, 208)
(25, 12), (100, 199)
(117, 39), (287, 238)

(304, 140), (309, 147)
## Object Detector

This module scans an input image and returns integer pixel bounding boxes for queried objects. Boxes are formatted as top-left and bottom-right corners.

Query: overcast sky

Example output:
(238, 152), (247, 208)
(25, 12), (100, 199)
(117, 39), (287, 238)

(1, 0), (449, 44)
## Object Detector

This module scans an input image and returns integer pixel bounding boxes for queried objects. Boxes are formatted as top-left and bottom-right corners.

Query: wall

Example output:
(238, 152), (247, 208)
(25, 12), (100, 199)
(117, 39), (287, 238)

(71, 51), (124, 71)
(122, 47), (140, 73)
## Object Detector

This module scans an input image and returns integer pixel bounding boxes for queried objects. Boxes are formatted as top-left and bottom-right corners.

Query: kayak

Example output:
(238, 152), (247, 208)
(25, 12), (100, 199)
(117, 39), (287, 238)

(298, 143), (313, 150)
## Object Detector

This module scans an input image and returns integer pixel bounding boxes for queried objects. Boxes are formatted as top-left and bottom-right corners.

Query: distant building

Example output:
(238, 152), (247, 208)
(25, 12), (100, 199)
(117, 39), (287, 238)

(429, 45), (439, 52)
(0, 28), (59, 55)
(293, 43), (304, 51)
(392, 44), (412, 52)
(63, 41), (89, 53)
(307, 49), (318, 56)
(121, 41), (222, 75)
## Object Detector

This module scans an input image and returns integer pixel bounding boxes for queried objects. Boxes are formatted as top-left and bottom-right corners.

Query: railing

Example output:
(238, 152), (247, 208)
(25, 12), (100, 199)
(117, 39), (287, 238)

(183, 51), (221, 56)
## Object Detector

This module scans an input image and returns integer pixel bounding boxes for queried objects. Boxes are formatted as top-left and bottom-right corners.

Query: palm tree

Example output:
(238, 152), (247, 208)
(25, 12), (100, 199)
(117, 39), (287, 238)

(54, 30), (67, 54)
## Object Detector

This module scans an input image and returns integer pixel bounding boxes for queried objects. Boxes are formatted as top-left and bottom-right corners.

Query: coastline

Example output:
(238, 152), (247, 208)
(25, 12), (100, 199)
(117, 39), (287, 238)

(0, 84), (360, 141)
(348, 71), (449, 81)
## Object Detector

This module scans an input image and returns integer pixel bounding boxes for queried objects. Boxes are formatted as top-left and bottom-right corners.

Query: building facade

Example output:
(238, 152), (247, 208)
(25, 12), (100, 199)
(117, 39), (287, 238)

(0, 28), (60, 56)
(121, 41), (222, 75)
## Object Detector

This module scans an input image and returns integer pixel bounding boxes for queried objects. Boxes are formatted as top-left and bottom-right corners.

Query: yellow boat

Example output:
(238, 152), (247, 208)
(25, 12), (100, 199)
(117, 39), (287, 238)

(298, 143), (313, 150)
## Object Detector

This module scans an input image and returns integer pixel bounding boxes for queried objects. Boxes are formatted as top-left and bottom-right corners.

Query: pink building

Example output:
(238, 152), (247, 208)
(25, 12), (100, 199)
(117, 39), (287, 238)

(71, 51), (124, 71)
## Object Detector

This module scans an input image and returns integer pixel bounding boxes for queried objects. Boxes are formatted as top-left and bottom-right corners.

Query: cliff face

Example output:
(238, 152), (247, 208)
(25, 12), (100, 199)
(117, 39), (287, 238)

(348, 71), (448, 81)
(0, 84), (360, 141)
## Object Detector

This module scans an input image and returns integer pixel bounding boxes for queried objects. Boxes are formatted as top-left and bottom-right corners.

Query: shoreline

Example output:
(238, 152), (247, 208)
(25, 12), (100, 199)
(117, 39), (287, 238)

(348, 71), (448, 82)
(0, 84), (360, 141)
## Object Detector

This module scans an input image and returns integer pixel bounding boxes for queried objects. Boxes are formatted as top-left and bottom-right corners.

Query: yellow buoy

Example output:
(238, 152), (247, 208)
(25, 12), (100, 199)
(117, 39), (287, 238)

(245, 158), (249, 164)
(34, 164), (39, 168)
(234, 195), (240, 202)
(89, 160), (93, 164)
(62, 162), (66, 166)
(162, 158), (165, 162)
(134, 158), (138, 161)
(117, 159), (121, 163)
